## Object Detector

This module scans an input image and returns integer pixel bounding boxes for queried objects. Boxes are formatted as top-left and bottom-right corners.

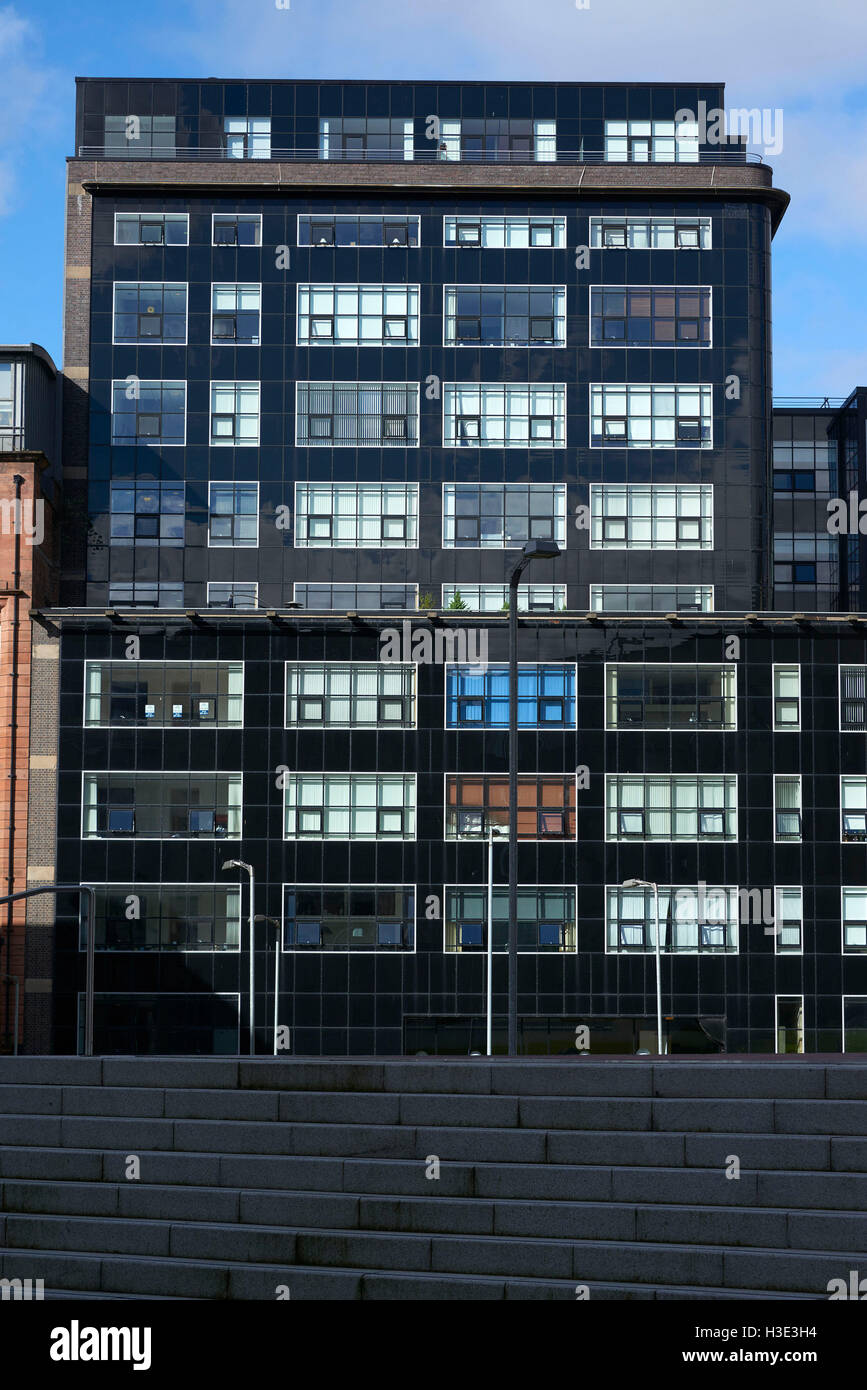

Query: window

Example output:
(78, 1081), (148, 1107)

(211, 284), (261, 344)
(842, 777), (867, 842)
(443, 483), (566, 549)
(296, 482), (417, 547)
(444, 285), (566, 346)
(589, 217), (711, 249)
(773, 533), (838, 589)
(108, 582), (184, 608)
(776, 997), (804, 1055)
(443, 384), (566, 448)
(210, 382), (260, 446)
(88, 885), (241, 952)
(590, 384), (712, 448)
(843, 889), (867, 953)
(111, 380), (185, 446)
(286, 663), (416, 729)
(298, 214), (420, 247)
(82, 773), (242, 839)
(208, 482), (258, 546)
(843, 998), (867, 1053)
(446, 665), (575, 729)
(604, 119), (699, 163)
(207, 582), (258, 609)
(115, 213), (188, 246)
(294, 583), (417, 611)
(84, 662), (243, 728)
(774, 887), (803, 955)
(775, 775), (802, 842)
(319, 118), (414, 161)
(606, 886), (739, 954)
(590, 585), (713, 614)
(446, 775), (576, 840)
(590, 286), (711, 346)
(445, 887), (575, 953)
(296, 383), (419, 447)
(0, 361), (19, 447)
(605, 665), (736, 731)
(840, 666), (867, 731)
(104, 116), (176, 158)
(212, 214), (262, 246)
(773, 665), (801, 730)
(297, 285), (419, 346)
(606, 776), (737, 842)
(77, 992), (240, 1056)
(591, 484), (713, 549)
(284, 775), (416, 840)
(284, 886), (415, 952)
(442, 584), (566, 614)
(109, 483), (184, 546)
(113, 283), (187, 344)
(432, 119), (556, 163)
(443, 216), (566, 248)
(224, 118), (271, 159)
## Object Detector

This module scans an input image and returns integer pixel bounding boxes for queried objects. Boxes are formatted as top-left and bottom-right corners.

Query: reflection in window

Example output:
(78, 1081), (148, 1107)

(284, 774), (415, 839)
(443, 483), (566, 548)
(82, 773), (242, 839)
(285, 663), (415, 729)
(444, 285), (566, 346)
(84, 662), (243, 727)
(445, 887), (576, 953)
(87, 886), (241, 952)
(605, 665), (736, 730)
(284, 886), (415, 952)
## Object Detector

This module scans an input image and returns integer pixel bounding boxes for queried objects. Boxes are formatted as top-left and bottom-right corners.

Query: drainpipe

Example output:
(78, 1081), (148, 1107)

(3, 475), (23, 1051)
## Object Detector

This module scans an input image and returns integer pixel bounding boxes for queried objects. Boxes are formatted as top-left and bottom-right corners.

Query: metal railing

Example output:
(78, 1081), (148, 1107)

(76, 145), (764, 166)
(773, 397), (848, 410)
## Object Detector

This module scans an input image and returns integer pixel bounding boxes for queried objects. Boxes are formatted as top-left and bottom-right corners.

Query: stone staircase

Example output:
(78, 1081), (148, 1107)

(1, 1056), (866, 1300)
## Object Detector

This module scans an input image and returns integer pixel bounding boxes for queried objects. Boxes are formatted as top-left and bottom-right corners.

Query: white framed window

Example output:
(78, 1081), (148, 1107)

(81, 772), (242, 840)
(84, 660), (243, 728)
(843, 997), (867, 1053)
(604, 119), (699, 163)
(442, 584), (566, 614)
(285, 662), (416, 729)
(84, 884), (242, 953)
(283, 884), (416, 953)
(112, 282), (188, 345)
(773, 665), (801, 730)
(295, 382), (419, 447)
(605, 775), (737, 842)
(606, 884), (739, 954)
(589, 216), (711, 249)
(444, 285), (566, 347)
(210, 382), (260, 446)
(444, 215), (567, 248)
(445, 774), (576, 842)
(208, 481), (259, 547)
(284, 774), (416, 840)
(590, 285), (712, 347)
(775, 774), (802, 842)
(298, 214), (420, 247)
(297, 284), (419, 346)
(775, 887), (803, 955)
(114, 212), (188, 246)
(207, 582), (258, 609)
(589, 384), (712, 448)
(433, 120), (556, 163)
(224, 117), (270, 159)
(842, 888), (867, 953)
(776, 996), (804, 1054)
(295, 482), (418, 548)
(212, 214), (262, 247)
(319, 118), (414, 161)
(443, 383), (566, 448)
(591, 484), (713, 549)
(590, 585), (713, 614)
(211, 284), (261, 345)
(111, 380), (186, 446)
(443, 483), (566, 549)
(605, 663), (736, 731)
(293, 583), (418, 611)
(444, 885), (576, 954)
(840, 666), (867, 731)
(841, 777), (867, 842)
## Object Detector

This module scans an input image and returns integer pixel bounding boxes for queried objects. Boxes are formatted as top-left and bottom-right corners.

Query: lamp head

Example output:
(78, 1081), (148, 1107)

(222, 860), (242, 871)
(623, 877), (652, 889)
(521, 538), (561, 562)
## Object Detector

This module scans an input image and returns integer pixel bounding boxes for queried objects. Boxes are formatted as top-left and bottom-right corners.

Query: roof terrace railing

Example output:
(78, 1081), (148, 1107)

(76, 145), (765, 166)
(773, 398), (848, 410)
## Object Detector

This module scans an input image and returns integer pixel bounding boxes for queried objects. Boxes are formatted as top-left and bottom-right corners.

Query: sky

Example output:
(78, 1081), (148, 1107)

(2, 0), (867, 396)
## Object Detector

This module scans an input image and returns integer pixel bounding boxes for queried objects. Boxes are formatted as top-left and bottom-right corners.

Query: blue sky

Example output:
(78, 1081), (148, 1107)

(3, 0), (867, 395)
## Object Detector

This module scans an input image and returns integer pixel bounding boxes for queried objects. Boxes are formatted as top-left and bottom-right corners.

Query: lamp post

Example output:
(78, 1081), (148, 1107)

(508, 538), (561, 1057)
(623, 877), (663, 1055)
(255, 914), (283, 1056)
(222, 860), (255, 1055)
(485, 823), (508, 1056)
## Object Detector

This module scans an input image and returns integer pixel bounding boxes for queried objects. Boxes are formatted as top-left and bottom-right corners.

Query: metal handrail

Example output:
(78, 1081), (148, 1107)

(76, 145), (764, 166)
(773, 397), (848, 409)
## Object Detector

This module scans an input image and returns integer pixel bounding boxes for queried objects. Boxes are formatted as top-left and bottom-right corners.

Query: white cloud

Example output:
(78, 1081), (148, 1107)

(0, 5), (62, 216)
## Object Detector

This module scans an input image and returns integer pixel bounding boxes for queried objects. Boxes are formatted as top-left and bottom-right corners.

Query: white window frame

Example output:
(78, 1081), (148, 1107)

(841, 887), (867, 955)
(294, 482), (419, 549)
(80, 771), (243, 841)
(296, 213), (421, 247)
(443, 284), (567, 349)
(772, 663), (801, 732)
(443, 382), (567, 449)
(110, 379), (187, 447)
(588, 216), (711, 250)
(82, 659), (245, 730)
(839, 664), (867, 733)
(206, 581), (259, 609)
(590, 584), (714, 614)
(604, 884), (740, 956)
(283, 773), (417, 841)
(443, 883), (578, 955)
(292, 582), (419, 611)
(589, 383), (713, 449)
(211, 213), (263, 247)
(442, 482), (567, 550)
(443, 215), (567, 248)
(111, 281), (189, 347)
(604, 774), (738, 843)
(113, 212), (189, 247)
(590, 484), (713, 550)
(841, 776), (867, 844)
(207, 480), (260, 548)
(442, 584), (567, 614)
(603, 119), (699, 163)
(444, 772), (577, 844)
(774, 886), (803, 956)
(209, 381), (260, 447)
(284, 661), (417, 730)
(604, 661), (738, 732)
(210, 283), (262, 347)
(294, 381), (420, 448)
(774, 773), (802, 843)
(443, 661), (578, 732)
(81, 883), (243, 954)
(296, 283), (420, 347)
(224, 117), (271, 160)
(281, 883), (418, 955)
(589, 284), (712, 349)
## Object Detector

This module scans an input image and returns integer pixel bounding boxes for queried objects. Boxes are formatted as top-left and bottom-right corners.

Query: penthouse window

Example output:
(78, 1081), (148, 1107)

(606, 885), (738, 954)
(109, 482), (184, 546)
(82, 773), (242, 840)
(211, 285), (261, 344)
(284, 886), (415, 952)
(113, 283), (187, 344)
(284, 774), (416, 840)
(294, 583), (417, 611)
(436, 119), (556, 162)
(298, 215), (420, 247)
(446, 665), (575, 729)
(296, 482), (417, 547)
(589, 216), (711, 249)
(590, 585), (713, 614)
(298, 285), (419, 345)
(319, 118), (414, 161)
(84, 661), (244, 727)
(89, 886), (241, 953)
(444, 216), (566, 248)
(114, 213), (188, 246)
(590, 286), (711, 346)
(296, 383), (418, 447)
(591, 484), (713, 549)
(444, 286), (565, 346)
(111, 380), (185, 446)
(224, 118), (270, 160)
(445, 887), (576, 954)
(842, 778), (867, 842)
(606, 775), (737, 842)
(775, 775), (802, 843)
(444, 384), (566, 448)
(590, 384), (712, 448)
(775, 888), (803, 955)
(842, 889), (867, 953)
(840, 667), (867, 731)
(208, 482), (258, 547)
(605, 665), (736, 730)
(108, 582), (183, 608)
(285, 663), (416, 729)
(104, 115), (176, 158)
(442, 584), (566, 614)
(443, 483), (566, 548)
(212, 214), (262, 247)
(207, 582), (258, 609)
(446, 775), (576, 840)
(604, 119), (699, 163)
(210, 382), (260, 446)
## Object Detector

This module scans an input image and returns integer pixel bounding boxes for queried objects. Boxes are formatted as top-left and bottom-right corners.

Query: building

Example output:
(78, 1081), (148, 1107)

(38, 78), (867, 1056)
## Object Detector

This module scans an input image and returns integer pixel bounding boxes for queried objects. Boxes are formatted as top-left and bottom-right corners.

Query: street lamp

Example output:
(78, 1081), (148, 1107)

(623, 877), (663, 1055)
(508, 538), (561, 1057)
(485, 822), (509, 1057)
(222, 860), (255, 1055)
(255, 914), (283, 1056)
